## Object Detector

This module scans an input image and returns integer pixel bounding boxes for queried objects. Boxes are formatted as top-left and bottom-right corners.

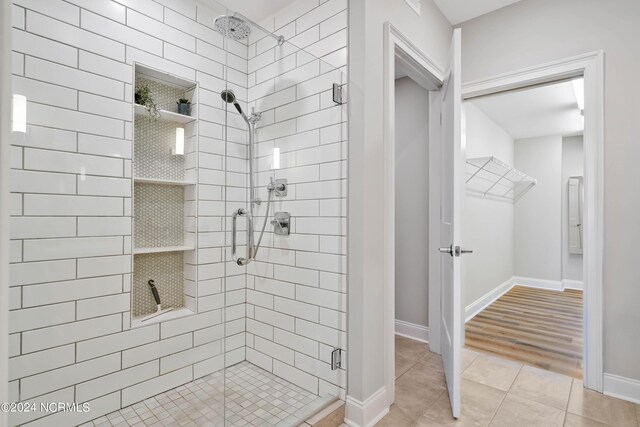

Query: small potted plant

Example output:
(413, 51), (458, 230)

(177, 98), (191, 116)
(135, 83), (159, 119)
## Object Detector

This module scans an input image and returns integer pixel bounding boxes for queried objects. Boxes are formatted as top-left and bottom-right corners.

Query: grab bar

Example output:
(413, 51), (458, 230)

(232, 208), (253, 266)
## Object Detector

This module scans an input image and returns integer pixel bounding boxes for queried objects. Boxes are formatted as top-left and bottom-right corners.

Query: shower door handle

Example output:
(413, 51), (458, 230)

(232, 208), (252, 266)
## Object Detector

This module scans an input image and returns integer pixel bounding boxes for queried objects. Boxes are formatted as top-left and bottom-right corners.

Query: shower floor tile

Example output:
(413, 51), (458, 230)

(85, 361), (331, 427)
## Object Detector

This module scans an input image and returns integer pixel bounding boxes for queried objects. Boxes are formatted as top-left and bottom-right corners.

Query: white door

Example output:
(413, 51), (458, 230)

(438, 28), (464, 419)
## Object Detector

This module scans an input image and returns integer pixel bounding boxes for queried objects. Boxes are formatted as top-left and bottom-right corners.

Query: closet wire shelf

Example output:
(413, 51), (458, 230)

(466, 156), (537, 202)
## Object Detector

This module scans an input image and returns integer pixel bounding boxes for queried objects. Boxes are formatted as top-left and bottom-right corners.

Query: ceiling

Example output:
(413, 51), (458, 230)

(217, 0), (298, 23)
(222, 0), (524, 30)
(469, 80), (584, 140)
(432, 0), (523, 25)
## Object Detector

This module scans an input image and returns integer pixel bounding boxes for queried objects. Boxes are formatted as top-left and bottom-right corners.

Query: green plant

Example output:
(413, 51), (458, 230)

(135, 84), (159, 119)
(177, 98), (191, 105)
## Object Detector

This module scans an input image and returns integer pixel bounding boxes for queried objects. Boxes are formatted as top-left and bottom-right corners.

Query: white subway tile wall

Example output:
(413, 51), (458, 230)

(9, 0), (347, 425)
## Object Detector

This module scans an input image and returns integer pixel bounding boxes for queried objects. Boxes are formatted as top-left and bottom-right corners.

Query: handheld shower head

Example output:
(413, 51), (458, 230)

(221, 89), (236, 103)
(221, 89), (246, 120)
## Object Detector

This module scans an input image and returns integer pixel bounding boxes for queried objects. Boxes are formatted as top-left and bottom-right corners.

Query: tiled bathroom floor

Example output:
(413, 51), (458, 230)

(378, 335), (640, 426)
(83, 362), (330, 427)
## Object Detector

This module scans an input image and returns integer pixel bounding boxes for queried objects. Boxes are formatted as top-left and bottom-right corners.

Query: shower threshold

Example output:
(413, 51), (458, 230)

(82, 361), (333, 427)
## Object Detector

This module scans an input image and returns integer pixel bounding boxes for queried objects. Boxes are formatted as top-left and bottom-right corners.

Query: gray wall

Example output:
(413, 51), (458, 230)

(348, 0), (452, 403)
(462, 102), (514, 307)
(562, 136), (584, 282)
(394, 77), (429, 328)
(514, 136), (563, 281)
(459, 0), (640, 379)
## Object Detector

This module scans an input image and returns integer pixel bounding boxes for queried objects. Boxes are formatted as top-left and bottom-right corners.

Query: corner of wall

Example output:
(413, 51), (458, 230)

(344, 386), (389, 427)
(394, 320), (429, 343)
(465, 276), (514, 322)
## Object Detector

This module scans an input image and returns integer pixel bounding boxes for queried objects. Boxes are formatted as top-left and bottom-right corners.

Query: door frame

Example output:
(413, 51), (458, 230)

(383, 36), (605, 400)
(382, 22), (446, 405)
(462, 51), (605, 392)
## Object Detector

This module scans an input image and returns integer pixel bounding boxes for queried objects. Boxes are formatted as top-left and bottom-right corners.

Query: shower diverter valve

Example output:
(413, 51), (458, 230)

(269, 178), (287, 197)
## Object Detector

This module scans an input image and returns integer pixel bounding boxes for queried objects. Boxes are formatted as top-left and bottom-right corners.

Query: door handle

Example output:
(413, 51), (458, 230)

(439, 245), (473, 257)
(232, 208), (252, 266)
(439, 245), (454, 256)
(455, 246), (473, 256)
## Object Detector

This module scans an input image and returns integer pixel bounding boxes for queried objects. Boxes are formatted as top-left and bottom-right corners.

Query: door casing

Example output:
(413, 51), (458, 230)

(383, 25), (605, 407)
(382, 22), (446, 406)
(462, 51), (605, 392)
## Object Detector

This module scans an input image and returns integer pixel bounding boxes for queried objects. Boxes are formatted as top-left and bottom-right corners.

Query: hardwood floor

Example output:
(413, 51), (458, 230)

(465, 285), (583, 379)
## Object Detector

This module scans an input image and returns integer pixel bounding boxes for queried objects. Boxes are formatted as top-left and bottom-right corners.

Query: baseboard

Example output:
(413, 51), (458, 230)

(344, 386), (389, 427)
(603, 373), (640, 404)
(513, 276), (564, 291)
(465, 277), (514, 323)
(563, 279), (584, 290)
(395, 320), (429, 343)
(464, 276), (583, 322)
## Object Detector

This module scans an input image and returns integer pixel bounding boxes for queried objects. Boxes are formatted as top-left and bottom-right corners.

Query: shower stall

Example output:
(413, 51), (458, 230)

(7, 0), (347, 425)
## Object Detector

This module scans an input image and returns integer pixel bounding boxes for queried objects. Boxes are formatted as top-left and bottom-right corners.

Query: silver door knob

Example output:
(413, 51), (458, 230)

(455, 246), (473, 256)
(439, 245), (454, 256)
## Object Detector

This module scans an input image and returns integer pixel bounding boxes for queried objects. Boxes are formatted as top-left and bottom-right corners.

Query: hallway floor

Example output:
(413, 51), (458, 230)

(376, 335), (640, 426)
(465, 286), (583, 379)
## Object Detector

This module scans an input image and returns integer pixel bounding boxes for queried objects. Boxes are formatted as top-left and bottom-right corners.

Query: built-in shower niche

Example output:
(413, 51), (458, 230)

(131, 64), (198, 327)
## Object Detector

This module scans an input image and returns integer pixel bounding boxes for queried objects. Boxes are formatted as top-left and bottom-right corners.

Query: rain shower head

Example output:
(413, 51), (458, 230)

(213, 15), (251, 41)
(214, 13), (285, 46)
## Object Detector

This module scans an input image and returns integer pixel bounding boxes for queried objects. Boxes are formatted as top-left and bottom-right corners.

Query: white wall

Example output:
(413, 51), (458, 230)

(465, 130), (583, 297)
(462, 102), (514, 307)
(562, 136), (584, 283)
(7, 0), (346, 424)
(394, 77), (429, 329)
(8, 1), (236, 424)
(514, 136), (563, 282)
(348, 0), (452, 406)
(458, 0), (640, 380)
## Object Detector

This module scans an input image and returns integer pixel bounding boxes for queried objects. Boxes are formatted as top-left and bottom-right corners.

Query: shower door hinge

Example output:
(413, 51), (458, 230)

(330, 348), (342, 371)
(333, 83), (345, 105)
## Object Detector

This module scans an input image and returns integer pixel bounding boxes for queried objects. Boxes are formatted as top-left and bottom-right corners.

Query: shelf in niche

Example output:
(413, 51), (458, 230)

(131, 307), (194, 328)
(134, 177), (195, 186)
(134, 104), (195, 124)
(133, 246), (195, 255)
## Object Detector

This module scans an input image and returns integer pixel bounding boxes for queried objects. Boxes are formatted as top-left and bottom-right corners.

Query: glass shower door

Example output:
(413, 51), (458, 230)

(219, 5), (349, 424)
